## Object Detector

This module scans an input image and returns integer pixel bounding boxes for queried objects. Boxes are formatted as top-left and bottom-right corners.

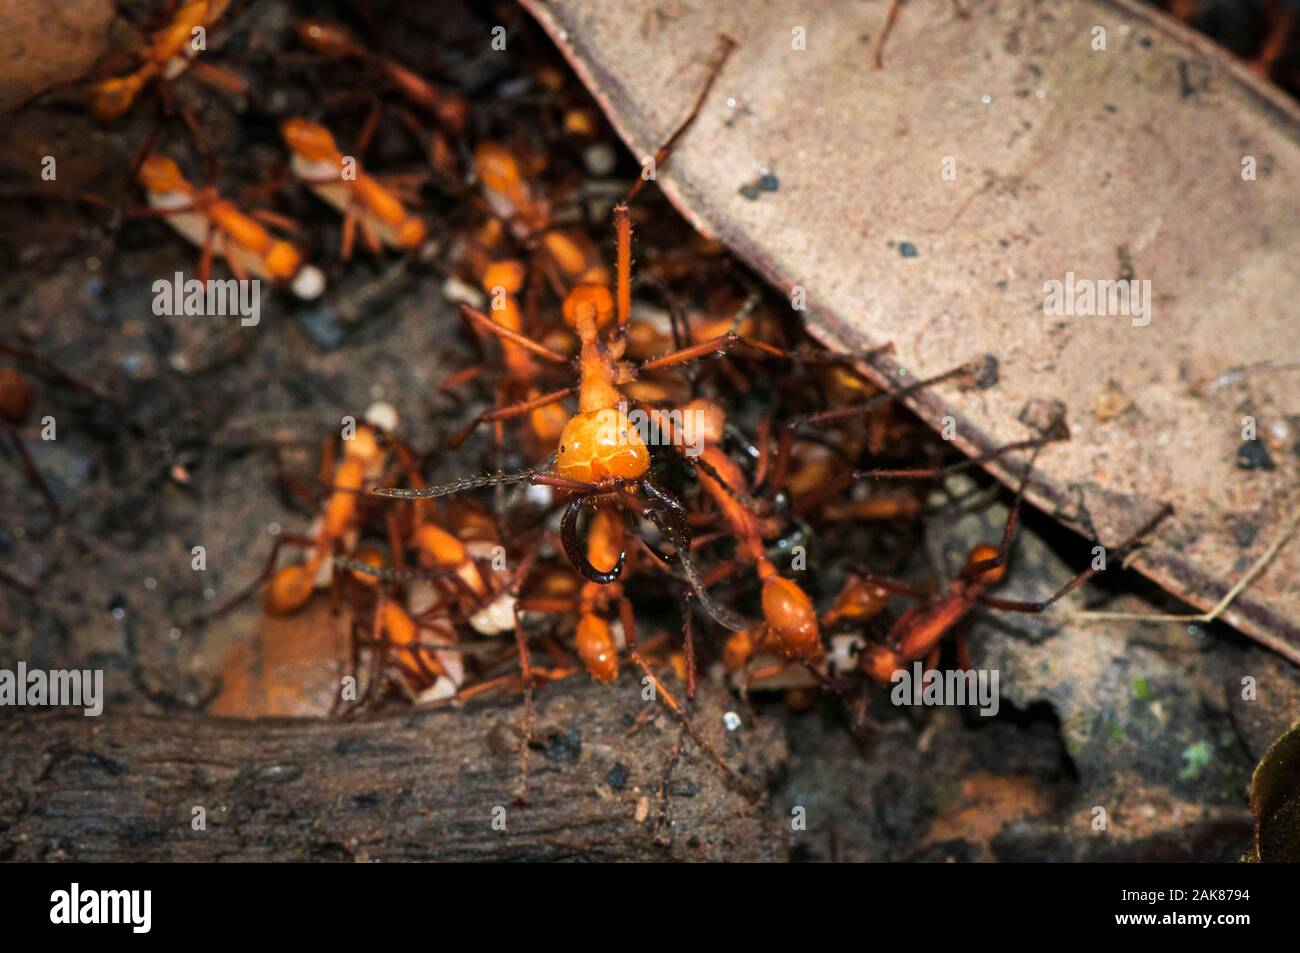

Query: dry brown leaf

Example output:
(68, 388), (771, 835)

(524, 0), (1300, 660)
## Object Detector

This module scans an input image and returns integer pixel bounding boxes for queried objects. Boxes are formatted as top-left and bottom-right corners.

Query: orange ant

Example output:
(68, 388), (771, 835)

(657, 400), (822, 662)
(370, 34), (774, 800)
(295, 19), (469, 188)
(80, 0), (247, 156)
(296, 20), (468, 134)
(690, 368), (1066, 699)
(205, 406), (406, 622)
(280, 117), (428, 259)
(135, 154), (325, 298)
(341, 593), (465, 708)
(853, 448), (1173, 690)
(440, 258), (571, 452)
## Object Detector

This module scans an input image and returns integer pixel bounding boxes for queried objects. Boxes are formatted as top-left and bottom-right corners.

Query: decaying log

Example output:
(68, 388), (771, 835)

(0, 678), (787, 862)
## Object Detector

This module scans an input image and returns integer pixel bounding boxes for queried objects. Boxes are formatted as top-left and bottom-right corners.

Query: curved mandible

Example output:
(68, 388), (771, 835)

(560, 496), (627, 585)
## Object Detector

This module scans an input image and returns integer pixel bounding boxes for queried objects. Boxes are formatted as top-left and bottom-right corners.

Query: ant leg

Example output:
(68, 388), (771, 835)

(1067, 506), (1298, 627)
(510, 601), (534, 805)
(225, 241), (251, 283)
(959, 445), (1046, 582)
(1246, 1), (1295, 78)
(616, 596), (759, 802)
(248, 208), (300, 234)
(615, 203), (632, 329)
(637, 331), (786, 372)
(625, 34), (737, 203)
(199, 532), (317, 622)
(2, 423), (61, 518)
(457, 303), (570, 365)
(449, 385), (577, 450)
(874, 0), (903, 69)
(340, 208), (358, 261)
(439, 363), (491, 391)
(653, 732), (687, 846)
(853, 423), (1069, 483)
(188, 59), (249, 96)
(358, 216), (383, 256)
(356, 98), (382, 157)
(334, 616), (371, 716)
(979, 504), (1176, 615)
(384, 512), (407, 575)
(198, 220), (216, 285)
(955, 631), (975, 672)
(790, 361), (977, 428)
(681, 591), (698, 704)
(517, 597), (580, 614)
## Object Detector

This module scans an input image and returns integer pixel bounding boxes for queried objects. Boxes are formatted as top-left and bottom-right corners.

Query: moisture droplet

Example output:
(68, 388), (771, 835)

(723, 711), (742, 732)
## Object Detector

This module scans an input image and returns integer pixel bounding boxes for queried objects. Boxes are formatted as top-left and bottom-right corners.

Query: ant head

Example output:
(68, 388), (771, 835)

(964, 543), (1006, 585)
(859, 644), (901, 684)
(830, 576), (890, 622)
(88, 75), (143, 121)
(281, 118), (341, 164)
(482, 260), (526, 296)
(474, 142), (524, 195)
(543, 231), (606, 285)
(137, 155), (190, 194)
(562, 284), (615, 331)
(556, 409), (649, 483)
